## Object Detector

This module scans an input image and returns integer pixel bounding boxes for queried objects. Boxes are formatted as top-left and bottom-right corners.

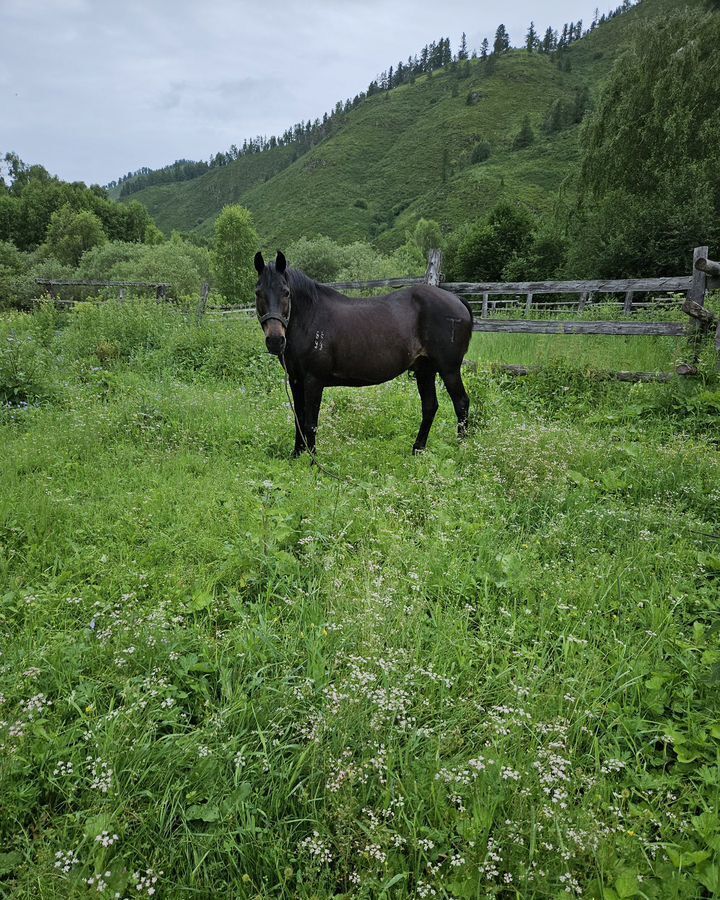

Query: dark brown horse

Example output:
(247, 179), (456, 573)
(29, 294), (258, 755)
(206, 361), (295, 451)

(254, 250), (473, 455)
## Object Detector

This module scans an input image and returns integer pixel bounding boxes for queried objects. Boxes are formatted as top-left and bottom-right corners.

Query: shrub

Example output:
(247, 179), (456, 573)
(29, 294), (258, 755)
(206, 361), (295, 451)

(77, 241), (145, 282)
(503, 227), (567, 280)
(0, 317), (55, 405)
(57, 300), (180, 363)
(411, 219), (442, 257)
(470, 142), (491, 164)
(147, 318), (276, 387)
(111, 238), (211, 299)
(450, 203), (535, 281)
(285, 235), (344, 282)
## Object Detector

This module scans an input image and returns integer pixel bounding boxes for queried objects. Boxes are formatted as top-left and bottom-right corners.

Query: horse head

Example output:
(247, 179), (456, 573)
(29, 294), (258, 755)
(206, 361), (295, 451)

(254, 250), (291, 356)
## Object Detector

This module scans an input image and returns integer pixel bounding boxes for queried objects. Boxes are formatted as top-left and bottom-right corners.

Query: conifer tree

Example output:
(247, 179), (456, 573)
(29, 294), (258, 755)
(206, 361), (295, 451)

(512, 115), (535, 150)
(481, 38), (489, 59)
(493, 24), (510, 54)
(525, 21), (538, 51)
(458, 32), (468, 59)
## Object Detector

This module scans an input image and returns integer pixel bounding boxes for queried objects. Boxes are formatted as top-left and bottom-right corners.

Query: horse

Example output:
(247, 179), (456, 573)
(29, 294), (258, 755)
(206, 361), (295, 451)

(253, 250), (473, 456)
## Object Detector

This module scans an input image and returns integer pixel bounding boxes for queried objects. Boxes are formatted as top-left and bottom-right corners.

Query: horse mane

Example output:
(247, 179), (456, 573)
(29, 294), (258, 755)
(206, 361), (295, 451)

(286, 266), (321, 304)
(262, 262), (339, 307)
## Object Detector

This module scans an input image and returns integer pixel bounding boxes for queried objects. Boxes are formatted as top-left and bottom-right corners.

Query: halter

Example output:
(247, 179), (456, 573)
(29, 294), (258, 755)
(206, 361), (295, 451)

(258, 288), (291, 329)
(259, 310), (290, 328)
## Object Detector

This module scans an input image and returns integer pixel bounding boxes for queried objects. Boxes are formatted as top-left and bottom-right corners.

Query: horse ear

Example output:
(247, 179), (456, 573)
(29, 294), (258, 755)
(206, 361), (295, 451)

(254, 251), (265, 275)
(275, 250), (287, 275)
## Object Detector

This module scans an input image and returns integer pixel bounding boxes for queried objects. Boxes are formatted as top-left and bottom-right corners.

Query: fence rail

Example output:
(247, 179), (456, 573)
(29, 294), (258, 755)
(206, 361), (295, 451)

(35, 278), (170, 302)
(472, 320), (686, 336)
(441, 277), (693, 295)
(326, 276), (426, 291)
(33, 246), (719, 373)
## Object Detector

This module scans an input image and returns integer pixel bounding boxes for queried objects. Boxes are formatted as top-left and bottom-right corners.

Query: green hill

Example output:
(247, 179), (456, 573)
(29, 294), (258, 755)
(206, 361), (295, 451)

(120, 0), (696, 249)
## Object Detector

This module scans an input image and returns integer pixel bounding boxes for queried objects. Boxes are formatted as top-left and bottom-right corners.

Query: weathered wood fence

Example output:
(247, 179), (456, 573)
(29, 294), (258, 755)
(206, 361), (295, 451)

(35, 279), (170, 305)
(37, 246), (719, 377)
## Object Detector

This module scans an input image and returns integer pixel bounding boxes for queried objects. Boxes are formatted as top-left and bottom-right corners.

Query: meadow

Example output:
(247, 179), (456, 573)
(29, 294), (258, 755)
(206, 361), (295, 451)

(1, 300), (719, 898)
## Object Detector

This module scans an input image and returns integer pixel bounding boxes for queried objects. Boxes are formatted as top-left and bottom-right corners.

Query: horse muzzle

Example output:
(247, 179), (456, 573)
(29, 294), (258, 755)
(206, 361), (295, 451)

(265, 333), (286, 356)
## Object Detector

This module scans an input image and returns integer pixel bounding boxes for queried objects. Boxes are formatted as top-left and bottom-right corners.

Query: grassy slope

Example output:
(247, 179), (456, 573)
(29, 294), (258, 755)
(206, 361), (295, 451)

(1, 303), (719, 898)
(118, 143), (299, 235)
(118, 0), (706, 250)
(124, 52), (587, 248)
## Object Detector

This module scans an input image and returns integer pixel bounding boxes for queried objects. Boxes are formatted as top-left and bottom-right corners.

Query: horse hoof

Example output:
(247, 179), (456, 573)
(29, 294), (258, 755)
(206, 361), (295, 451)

(412, 446), (425, 455)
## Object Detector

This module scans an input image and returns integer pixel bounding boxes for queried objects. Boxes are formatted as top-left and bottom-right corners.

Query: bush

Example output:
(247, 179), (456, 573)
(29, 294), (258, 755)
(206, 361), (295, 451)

(285, 236), (344, 282)
(146, 318), (276, 387)
(411, 219), (442, 257)
(0, 241), (36, 309)
(503, 227), (567, 280)
(470, 142), (491, 164)
(111, 238), (211, 299)
(285, 235), (425, 285)
(57, 300), (180, 363)
(0, 316), (56, 405)
(450, 203), (535, 281)
(77, 241), (145, 282)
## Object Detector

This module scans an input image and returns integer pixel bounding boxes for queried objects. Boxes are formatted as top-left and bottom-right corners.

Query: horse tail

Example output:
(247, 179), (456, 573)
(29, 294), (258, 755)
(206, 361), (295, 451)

(458, 295), (474, 354)
(459, 295), (473, 323)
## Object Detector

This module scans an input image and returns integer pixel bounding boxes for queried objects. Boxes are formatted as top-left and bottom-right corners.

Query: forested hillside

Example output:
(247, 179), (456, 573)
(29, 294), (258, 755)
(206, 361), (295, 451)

(117, 0), (697, 249)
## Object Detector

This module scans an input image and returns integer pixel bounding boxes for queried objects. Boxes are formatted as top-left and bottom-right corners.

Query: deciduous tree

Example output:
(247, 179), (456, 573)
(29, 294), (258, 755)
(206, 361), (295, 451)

(211, 205), (259, 304)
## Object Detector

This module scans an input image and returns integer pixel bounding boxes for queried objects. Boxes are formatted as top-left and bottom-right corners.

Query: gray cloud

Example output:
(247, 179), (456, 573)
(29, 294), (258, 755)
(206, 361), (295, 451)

(1, 0), (606, 185)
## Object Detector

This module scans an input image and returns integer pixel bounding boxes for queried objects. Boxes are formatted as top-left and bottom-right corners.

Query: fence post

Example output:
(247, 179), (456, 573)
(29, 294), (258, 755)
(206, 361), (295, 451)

(425, 248), (443, 286)
(687, 246), (709, 358)
(196, 282), (209, 322)
(524, 292), (533, 315)
(578, 291), (588, 313)
(481, 292), (489, 318)
(689, 246), (708, 308)
(623, 290), (634, 314)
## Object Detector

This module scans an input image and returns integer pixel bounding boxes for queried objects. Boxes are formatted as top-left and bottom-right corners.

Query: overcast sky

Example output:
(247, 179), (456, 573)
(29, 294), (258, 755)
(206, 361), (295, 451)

(2, 0), (606, 186)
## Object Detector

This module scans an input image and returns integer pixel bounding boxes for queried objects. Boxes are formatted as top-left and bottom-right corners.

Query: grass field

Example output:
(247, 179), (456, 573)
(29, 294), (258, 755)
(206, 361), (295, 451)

(1, 302), (719, 898)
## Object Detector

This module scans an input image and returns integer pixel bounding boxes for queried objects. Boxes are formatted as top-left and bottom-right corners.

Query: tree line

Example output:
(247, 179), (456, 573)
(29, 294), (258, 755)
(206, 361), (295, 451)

(0, 153), (155, 252)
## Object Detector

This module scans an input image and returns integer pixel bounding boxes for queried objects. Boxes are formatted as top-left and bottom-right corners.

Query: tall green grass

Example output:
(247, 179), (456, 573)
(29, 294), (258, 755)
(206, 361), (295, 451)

(1, 303), (719, 898)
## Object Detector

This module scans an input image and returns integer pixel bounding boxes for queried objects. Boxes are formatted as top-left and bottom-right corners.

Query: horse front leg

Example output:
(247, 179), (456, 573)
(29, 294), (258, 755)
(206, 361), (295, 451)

(303, 375), (324, 455)
(289, 376), (307, 457)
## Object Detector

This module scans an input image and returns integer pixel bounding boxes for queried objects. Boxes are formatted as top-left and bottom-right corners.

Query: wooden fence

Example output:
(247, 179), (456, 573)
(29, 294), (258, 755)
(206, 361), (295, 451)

(353, 246), (717, 378)
(35, 279), (170, 304)
(36, 246), (719, 377)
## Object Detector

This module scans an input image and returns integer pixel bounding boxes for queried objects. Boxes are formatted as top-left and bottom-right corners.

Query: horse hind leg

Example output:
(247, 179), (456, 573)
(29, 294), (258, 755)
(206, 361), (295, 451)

(412, 361), (438, 454)
(439, 366), (470, 439)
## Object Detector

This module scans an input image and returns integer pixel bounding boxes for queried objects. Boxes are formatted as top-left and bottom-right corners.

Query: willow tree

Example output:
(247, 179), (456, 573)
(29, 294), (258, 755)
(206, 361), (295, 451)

(568, 7), (720, 276)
